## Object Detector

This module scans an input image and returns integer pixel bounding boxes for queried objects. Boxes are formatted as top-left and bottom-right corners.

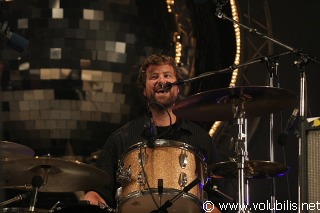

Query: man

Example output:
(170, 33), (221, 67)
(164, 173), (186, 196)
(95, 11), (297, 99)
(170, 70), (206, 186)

(83, 54), (222, 213)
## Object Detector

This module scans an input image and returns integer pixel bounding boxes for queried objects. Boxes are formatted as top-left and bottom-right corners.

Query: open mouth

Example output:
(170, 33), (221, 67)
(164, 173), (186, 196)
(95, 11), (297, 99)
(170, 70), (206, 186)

(156, 89), (167, 94)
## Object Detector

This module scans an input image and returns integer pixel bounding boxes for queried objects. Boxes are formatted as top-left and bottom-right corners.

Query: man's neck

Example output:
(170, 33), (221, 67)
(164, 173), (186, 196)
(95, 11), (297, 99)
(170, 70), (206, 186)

(151, 108), (176, 127)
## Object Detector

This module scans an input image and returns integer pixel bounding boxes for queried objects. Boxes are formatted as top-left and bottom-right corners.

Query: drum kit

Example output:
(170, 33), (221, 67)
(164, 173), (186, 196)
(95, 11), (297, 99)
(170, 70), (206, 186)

(0, 86), (297, 213)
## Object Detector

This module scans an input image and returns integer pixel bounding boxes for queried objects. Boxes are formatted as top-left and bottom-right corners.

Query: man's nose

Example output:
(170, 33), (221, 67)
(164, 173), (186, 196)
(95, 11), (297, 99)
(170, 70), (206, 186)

(157, 76), (167, 83)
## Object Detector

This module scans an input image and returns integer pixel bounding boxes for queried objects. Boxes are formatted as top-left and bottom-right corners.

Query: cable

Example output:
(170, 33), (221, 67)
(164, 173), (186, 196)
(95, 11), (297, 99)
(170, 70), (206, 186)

(139, 144), (159, 209)
(139, 101), (173, 209)
(148, 101), (172, 139)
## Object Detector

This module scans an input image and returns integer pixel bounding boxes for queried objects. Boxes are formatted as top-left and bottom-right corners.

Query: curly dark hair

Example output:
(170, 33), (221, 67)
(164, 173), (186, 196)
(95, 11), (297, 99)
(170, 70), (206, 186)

(137, 54), (183, 91)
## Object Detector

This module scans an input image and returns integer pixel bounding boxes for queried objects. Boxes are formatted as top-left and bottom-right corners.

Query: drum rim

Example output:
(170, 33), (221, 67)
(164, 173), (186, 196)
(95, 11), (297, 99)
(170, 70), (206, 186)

(117, 188), (203, 210)
(122, 139), (206, 162)
(2, 207), (48, 212)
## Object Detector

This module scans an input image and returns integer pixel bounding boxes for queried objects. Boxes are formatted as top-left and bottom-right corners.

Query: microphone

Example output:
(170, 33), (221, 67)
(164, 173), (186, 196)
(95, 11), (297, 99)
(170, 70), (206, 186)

(0, 21), (29, 53)
(284, 108), (299, 134)
(29, 175), (44, 212)
(0, 192), (31, 206)
(155, 80), (185, 92)
(277, 108), (299, 146)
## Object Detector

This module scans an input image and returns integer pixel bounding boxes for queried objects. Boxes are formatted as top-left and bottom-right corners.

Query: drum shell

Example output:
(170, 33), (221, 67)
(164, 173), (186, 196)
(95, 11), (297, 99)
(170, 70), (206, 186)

(117, 139), (207, 213)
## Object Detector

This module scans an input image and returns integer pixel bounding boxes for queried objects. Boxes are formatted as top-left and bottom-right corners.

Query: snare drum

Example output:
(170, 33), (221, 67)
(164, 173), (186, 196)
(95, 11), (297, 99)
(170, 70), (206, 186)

(116, 139), (207, 213)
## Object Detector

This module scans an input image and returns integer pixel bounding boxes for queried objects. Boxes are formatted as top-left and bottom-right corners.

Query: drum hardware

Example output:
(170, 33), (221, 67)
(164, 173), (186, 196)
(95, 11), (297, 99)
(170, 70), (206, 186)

(116, 163), (131, 183)
(209, 160), (289, 179)
(138, 149), (148, 167)
(150, 178), (201, 213)
(179, 150), (188, 169)
(212, 185), (235, 202)
(1, 156), (111, 192)
(158, 179), (164, 200)
(51, 203), (113, 213)
(29, 175), (44, 212)
(98, 202), (118, 212)
(48, 201), (61, 213)
(137, 171), (146, 187)
(178, 173), (187, 187)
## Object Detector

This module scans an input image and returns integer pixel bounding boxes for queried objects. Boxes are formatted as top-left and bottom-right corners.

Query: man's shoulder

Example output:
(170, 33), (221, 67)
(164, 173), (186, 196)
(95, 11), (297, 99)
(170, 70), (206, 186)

(180, 119), (208, 132)
(112, 116), (146, 135)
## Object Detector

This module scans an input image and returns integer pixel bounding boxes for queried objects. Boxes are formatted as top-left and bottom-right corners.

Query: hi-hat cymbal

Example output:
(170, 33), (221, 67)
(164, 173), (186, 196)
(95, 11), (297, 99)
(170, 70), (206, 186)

(0, 141), (35, 158)
(173, 86), (297, 121)
(2, 156), (111, 192)
(208, 160), (290, 179)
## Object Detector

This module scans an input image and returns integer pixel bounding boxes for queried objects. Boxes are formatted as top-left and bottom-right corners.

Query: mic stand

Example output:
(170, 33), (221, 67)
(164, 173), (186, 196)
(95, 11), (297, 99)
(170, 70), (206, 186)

(167, 51), (292, 88)
(215, 7), (320, 213)
(150, 178), (200, 213)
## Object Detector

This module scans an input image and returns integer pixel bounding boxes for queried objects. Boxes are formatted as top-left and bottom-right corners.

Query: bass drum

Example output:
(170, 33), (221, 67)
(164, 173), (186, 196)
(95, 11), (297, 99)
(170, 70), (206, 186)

(117, 139), (207, 213)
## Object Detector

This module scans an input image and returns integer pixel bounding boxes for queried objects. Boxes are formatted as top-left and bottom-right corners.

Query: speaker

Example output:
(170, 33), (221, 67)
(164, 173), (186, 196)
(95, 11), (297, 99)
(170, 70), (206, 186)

(305, 127), (320, 204)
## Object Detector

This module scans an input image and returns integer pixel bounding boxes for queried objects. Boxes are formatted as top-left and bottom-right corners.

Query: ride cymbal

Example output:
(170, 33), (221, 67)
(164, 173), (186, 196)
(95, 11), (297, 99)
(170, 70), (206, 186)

(173, 86), (297, 121)
(1, 156), (111, 192)
(0, 141), (35, 158)
(208, 160), (290, 179)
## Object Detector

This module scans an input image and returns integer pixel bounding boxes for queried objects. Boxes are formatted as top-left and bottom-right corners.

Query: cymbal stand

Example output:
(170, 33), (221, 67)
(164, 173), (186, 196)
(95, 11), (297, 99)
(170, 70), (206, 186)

(233, 102), (250, 213)
(266, 57), (279, 213)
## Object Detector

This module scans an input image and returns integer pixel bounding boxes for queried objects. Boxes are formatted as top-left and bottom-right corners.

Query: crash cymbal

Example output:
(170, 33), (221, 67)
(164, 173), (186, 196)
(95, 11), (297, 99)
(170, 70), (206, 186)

(0, 141), (35, 158)
(173, 86), (297, 121)
(208, 160), (290, 179)
(1, 156), (111, 192)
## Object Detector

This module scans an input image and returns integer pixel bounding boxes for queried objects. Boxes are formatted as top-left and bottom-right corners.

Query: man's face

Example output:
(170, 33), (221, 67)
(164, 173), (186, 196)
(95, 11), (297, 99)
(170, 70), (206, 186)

(143, 64), (179, 108)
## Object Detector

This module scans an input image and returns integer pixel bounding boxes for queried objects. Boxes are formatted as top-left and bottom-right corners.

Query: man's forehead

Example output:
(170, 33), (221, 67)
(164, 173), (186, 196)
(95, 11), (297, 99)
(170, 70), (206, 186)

(146, 64), (174, 73)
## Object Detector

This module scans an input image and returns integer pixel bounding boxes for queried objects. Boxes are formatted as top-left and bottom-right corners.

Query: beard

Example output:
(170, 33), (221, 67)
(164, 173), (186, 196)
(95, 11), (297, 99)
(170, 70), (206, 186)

(148, 91), (177, 110)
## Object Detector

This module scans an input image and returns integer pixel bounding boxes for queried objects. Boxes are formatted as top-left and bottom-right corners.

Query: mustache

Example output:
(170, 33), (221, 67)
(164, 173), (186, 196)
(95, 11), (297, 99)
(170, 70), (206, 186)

(154, 82), (172, 92)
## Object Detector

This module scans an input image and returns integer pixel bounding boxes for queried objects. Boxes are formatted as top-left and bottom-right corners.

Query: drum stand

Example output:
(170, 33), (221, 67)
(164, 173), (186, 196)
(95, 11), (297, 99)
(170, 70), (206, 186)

(266, 57), (279, 213)
(233, 101), (251, 213)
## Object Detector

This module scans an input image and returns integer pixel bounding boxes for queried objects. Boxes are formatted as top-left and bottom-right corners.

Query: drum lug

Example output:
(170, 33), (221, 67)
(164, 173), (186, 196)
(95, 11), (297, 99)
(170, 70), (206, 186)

(178, 172), (188, 187)
(179, 151), (188, 169)
(137, 171), (145, 186)
(117, 163), (131, 183)
(138, 151), (147, 167)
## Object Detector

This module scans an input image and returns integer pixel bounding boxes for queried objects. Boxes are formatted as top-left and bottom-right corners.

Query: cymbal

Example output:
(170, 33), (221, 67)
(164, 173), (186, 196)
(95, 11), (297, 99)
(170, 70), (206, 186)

(173, 86), (297, 121)
(1, 156), (111, 192)
(0, 141), (35, 158)
(208, 160), (290, 179)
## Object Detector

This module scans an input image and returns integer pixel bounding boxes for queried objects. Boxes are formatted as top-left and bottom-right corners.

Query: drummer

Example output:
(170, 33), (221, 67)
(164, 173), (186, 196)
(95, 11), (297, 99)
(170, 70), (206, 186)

(83, 54), (223, 213)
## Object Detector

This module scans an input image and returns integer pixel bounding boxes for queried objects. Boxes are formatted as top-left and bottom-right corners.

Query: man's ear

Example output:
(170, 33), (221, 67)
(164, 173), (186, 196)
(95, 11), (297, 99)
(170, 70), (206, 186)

(143, 88), (146, 97)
